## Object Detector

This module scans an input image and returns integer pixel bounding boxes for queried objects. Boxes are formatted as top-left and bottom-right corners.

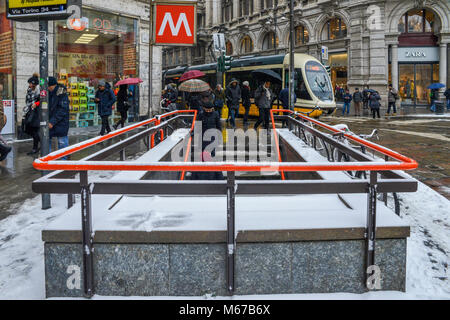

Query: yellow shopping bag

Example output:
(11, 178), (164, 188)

(221, 105), (229, 120)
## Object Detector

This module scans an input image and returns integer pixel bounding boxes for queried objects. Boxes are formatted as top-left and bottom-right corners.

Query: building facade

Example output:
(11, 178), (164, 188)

(0, 0), (162, 136)
(163, 0), (450, 107)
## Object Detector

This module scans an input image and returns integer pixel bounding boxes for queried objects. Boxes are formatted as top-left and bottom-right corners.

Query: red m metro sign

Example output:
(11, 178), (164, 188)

(153, 2), (197, 46)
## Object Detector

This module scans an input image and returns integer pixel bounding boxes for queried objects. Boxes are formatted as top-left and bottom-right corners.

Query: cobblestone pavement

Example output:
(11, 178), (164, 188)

(0, 114), (448, 221)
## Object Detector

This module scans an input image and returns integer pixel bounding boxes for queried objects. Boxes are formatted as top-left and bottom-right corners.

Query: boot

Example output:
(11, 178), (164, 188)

(0, 143), (12, 161)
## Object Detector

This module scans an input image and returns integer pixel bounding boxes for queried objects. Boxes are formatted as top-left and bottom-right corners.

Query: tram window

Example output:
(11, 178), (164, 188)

(286, 69), (312, 101)
(304, 61), (333, 102)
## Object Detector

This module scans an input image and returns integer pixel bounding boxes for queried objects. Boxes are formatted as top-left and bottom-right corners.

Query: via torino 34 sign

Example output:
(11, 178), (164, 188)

(6, 0), (70, 20)
(153, 1), (197, 46)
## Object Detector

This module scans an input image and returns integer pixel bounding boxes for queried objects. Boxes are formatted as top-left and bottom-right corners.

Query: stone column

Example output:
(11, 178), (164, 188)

(439, 42), (447, 89)
(391, 44), (399, 91)
(233, 0), (239, 19)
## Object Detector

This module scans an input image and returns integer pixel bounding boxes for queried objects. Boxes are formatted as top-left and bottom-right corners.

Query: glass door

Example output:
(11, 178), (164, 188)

(415, 64), (432, 105)
(399, 64), (415, 104)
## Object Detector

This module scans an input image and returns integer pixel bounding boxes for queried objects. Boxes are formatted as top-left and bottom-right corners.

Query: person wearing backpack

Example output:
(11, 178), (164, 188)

(368, 91), (381, 119)
(352, 88), (363, 117)
(387, 84), (399, 116)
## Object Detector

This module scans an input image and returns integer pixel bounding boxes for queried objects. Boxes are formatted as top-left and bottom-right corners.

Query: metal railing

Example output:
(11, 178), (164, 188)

(32, 109), (418, 297)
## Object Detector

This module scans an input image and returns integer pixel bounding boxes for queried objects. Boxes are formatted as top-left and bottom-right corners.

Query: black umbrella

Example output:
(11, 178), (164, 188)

(251, 69), (282, 84)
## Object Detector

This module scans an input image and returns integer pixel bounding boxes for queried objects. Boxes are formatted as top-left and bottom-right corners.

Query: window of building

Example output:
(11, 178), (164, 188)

(240, 36), (254, 54)
(226, 41), (233, 55)
(295, 25), (309, 45)
(0, 1), (14, 101)
(240, 0), (253, 16)
(398, 9), (436, 33)
(321, 18), (347, 41)
(262, 32), (279, 51)
(222, 1), (233, 22)
(55, 8), (139, 128)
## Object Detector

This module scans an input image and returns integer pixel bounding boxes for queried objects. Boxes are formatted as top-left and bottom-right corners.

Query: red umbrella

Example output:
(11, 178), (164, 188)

(179, 70), (205, 82)
(115, 78), (143, 86)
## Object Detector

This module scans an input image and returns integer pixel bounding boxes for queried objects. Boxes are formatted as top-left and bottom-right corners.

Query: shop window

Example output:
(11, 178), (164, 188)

(262, 32), (279, 51)
(398, 63), (439, 105)
(295, 25), (309, 45)
(0, 1), (14, 101)
(321, 18), (347, 41)
(55, 8), (139, 129)
(222, 0), (233, 22)
(240, 36), (254, 54)
(398, 9), (436, 34)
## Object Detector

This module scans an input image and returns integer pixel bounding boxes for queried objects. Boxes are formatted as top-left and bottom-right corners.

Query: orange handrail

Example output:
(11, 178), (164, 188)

(33, 109), (418, 173)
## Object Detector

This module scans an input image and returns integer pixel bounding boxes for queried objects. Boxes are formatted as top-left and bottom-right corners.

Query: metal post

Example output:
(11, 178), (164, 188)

(148, 0), (154, 118)
(288, 0), (295, 111)
(67, 194), (75, 209)
(120, 149), (126, 161)
(39, 20), (51, 210)
(80, 172), (94, 298)
(366, 171), (378, 288)
(226, 171), (236, 295)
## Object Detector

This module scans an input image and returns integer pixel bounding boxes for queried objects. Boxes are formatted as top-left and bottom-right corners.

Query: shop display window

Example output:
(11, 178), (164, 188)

(0, 1), (14, 101)
(55, 8), (139, 128)
(398, 63), (439, 106)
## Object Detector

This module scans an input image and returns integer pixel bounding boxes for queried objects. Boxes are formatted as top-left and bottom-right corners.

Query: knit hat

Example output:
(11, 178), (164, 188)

(98, 80), (106, 87)
(203, 102), (214, 109)
(48, 77), (58, 87)
(28, 76), (39, 85)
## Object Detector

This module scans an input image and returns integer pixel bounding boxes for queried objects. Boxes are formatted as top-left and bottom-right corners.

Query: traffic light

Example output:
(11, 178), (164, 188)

(217, 54), (224, 73)
(325, 65), (331, 77)
(224, 54), (233, 71)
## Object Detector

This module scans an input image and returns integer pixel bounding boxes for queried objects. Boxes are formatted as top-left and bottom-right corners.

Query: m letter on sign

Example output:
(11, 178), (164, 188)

(154, 3), (197, 46)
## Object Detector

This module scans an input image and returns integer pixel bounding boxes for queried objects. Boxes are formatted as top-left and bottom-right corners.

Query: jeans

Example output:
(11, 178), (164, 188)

(229, 108), (238, 128)
(447, 99), (450, 110)
(49, 136), (69, 160)
(100, 116), (111, 135)
(342, 102), (350, 115)
(387, 102), (397, 114)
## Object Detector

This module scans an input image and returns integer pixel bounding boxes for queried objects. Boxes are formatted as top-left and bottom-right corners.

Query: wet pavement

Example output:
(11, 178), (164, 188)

(0, 114), (449, 221)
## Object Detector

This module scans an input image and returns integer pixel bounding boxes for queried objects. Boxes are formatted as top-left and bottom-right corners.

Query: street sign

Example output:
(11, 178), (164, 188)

(213, 33), (225, 52)
(153, 1), (197, 46)
(1, 100), (15, 135)
(6, 0), (71, 21)
(321, 46), (329, 61)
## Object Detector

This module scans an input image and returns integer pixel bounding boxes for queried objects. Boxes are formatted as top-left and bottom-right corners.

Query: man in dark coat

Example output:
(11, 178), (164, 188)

(368, 91), (381, 119)
(24, 75), (41, 155)
(254, 81), (274, 130)
(197, 101), (222, 155)
(353, 88), (363, 117)
(445, 87), (450, 111)
(225, 79), (241, 129)
(95, 80), (116, 136)
(279, 87), (296, 127)
(48, 76), (70, 158)
(241, 81), (252, 126)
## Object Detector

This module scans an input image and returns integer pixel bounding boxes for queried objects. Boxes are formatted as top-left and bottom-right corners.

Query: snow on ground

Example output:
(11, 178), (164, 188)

(0, 173), (448, 299)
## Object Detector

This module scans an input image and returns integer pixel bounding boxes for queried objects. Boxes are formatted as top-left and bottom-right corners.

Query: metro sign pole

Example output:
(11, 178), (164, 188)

(151, 1), (197, 116)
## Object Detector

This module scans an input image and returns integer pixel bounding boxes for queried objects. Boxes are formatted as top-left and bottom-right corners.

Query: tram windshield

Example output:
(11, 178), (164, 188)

(303, 61), (333, 102)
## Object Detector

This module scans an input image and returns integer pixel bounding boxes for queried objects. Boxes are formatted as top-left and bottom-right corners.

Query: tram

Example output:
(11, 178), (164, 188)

(163, 53), (336, 118)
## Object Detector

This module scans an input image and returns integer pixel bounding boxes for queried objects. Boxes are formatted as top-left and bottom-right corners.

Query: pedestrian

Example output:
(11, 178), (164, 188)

(225, 78), (241, 129)
(113, 84), (130, 130)
(352, 88), (363, 117)
(213, 84), (225, 117)
(363, 85), (370, 113)
(429, 88), (438, 112)
(95, 80), (116, 136)
(279, 86), (296, 127)
(342, 89), (352, 116)
(190, 151), (224, 180)
(0, 83), (12, 161)
(387, 84), (399, 116)
(197, 101), (222, 157)
(368, 91), (381, 119)
(187, 92), (202, 112)
(242, 81), (252, 126)
(254, 80), (274, 130)
(48, 76), (70, 158)
(23, 75), (41, 155)
(444, 87), (450, 111)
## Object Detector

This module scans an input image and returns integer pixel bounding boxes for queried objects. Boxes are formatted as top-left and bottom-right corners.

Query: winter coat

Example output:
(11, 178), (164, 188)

(116, 87), (130, 113)
(241, 86), (251, 108)
(48, 85), (70, 138)
(279, 87), (296, 108)
(368, 93), (381, 110)
(353, 91), (363, 103)
(95, 84), (116, 117)
(444, 88), (450, 100)
(362, 89), (370, 102)
(188, 93), (202, 111)
(343, 93), (353, 103)
(225, 84), (241, 110)
(23, 86), (41, 129)
(0, 95), (4, 130)
(255, 85), (274, 109)
(388, 88), (399, 103)
(197, 110), (222, 134)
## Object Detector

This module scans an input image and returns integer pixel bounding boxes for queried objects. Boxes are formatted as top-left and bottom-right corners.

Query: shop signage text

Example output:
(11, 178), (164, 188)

(398, 47), (439, 62)
(153, 2), (197, 46)
(6, 0), (70, 20)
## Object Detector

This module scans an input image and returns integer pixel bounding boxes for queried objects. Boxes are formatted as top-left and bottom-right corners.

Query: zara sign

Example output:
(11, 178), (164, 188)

(398, 47), (440, 63)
